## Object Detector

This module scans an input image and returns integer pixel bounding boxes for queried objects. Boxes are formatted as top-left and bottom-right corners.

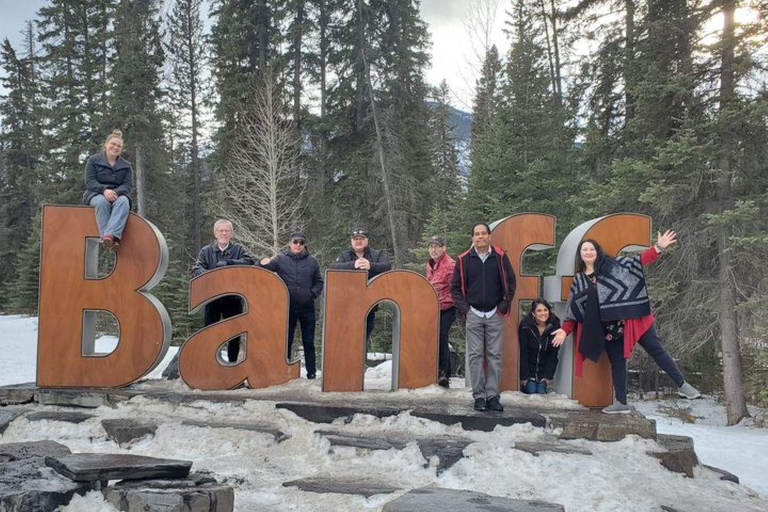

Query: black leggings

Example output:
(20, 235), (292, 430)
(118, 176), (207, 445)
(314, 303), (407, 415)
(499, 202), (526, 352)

(605, 325), (685, 404)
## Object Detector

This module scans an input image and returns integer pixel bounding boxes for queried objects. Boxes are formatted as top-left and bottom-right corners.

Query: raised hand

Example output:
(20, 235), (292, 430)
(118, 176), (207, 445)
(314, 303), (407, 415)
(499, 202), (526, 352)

(551, 328), (567, 347)
(657, 229), (677, 249)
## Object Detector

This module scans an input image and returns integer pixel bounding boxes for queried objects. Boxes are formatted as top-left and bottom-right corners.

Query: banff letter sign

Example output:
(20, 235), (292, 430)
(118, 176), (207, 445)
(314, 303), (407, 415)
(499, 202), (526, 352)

(36, 205), (651, 407)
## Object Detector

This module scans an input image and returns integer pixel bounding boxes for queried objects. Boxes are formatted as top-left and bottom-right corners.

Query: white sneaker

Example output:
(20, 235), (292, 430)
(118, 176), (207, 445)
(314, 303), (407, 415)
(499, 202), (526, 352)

(602, 402), (636, 414)
(678, 382), (701, 399)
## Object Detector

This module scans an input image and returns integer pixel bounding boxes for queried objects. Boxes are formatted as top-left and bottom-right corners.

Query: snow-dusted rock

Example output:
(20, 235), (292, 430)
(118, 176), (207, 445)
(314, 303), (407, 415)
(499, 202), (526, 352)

(102, 419), (159, 446)
(382, 487), (565, 512)
(45, 454), (192, 482)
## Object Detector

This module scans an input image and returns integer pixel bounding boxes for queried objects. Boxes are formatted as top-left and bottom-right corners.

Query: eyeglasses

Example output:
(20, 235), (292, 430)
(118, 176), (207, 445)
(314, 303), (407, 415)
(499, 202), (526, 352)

(291, 239), (305, 245)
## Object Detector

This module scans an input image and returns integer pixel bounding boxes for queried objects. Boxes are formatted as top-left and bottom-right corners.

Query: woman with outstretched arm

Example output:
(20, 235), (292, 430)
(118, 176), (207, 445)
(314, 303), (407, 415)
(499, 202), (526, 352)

(551, 230), (701, 413)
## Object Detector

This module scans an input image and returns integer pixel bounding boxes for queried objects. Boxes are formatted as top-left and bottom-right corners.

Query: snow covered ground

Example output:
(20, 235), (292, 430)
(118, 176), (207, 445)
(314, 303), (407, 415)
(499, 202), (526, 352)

(2, 314), (768, 512)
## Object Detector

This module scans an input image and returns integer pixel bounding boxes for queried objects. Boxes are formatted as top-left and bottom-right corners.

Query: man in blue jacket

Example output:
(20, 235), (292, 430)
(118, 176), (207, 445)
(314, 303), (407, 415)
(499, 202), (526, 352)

(260, 232), (324, 379)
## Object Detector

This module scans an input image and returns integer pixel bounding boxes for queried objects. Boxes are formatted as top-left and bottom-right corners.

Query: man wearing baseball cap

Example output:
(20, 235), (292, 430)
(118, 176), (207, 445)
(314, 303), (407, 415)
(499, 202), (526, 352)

(259, 231), (324, 379)
(331, 227), (392, 341)
(426, 236), (457, 388)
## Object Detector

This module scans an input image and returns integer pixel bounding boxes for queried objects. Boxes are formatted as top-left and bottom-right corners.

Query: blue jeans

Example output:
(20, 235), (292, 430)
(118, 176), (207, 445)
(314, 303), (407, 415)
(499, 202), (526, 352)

(90, 194), (130, 239)
(525, 379), (547, 394)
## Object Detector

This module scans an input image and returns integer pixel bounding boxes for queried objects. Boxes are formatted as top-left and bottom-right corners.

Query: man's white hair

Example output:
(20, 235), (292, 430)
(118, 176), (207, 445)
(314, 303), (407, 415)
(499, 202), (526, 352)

(213, 219), (233, 232)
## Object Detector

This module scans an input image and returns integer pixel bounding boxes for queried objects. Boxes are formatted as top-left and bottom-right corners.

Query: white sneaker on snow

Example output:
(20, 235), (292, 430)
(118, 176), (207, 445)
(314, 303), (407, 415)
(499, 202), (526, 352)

(678, 382), (701, 399)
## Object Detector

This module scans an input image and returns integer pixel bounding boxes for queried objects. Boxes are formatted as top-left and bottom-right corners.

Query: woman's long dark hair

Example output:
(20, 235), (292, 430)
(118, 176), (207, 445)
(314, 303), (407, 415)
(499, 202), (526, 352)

(575, 238), (611, 274)
(528, 298), (553, 324)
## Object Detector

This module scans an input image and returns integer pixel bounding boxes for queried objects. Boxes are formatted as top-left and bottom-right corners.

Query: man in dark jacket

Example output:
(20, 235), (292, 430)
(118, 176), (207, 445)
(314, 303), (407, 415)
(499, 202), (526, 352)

(331, 227), (391, 341)
(192, 219), (254, 363)
(451, 223), (516, 412)
(259, 232), (324, 379)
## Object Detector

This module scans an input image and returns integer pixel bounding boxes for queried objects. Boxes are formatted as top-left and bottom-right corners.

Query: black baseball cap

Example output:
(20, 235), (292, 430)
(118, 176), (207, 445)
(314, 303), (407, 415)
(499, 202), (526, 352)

(428, 236), (446, 246)
(290, 231), (306, 242)
(351, 227), (368, 238)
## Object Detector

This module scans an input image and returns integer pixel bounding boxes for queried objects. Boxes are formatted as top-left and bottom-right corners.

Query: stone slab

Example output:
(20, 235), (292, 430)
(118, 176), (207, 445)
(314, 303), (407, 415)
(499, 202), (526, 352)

(35, 388), (114, 408)
(0, 410), (25, 435)
(416, 437), (473, 474)
(515, 438), (593, 457)
(317, 431), (408, 451)
(382, 487), (565, 512)
(410, 405), (547, 432)
(0, 457), (97, 512)
(551, 410), (656, 441)
(45, 453), (193, 482)
(703, 464), (740, 484)
(182, 420), (287, 442)
(276, 402), (402, 424)
(113, 473), (218, 490)
(102, 419), (159, 445)
(103, 482), (234, 512)
(0, 383), (35, 406)
(0, 440), (71, 461)
(282, 477), (401, 497)
(648, 434), (698, 478)
(25, 411), (95, 424)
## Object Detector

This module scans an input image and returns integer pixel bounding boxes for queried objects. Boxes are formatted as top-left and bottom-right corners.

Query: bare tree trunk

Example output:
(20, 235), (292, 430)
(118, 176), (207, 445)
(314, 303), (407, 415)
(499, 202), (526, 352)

(356, 0), (402, 268)
(319, 0), (327, 121)
(624, 0), (636, 121)
(186, 0), (202, 250)
(538, 0), (558, 102)
(717, 0), (748, 426)
(135, 144), (147, 217)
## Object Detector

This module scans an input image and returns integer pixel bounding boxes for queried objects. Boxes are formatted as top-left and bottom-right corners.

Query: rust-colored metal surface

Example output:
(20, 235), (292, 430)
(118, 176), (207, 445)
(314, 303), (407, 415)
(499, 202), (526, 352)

(180, 266), (299, 390)
(322, 270), (439, 392)
(566, 214), (652, 407)
(491, 214), (556, 391)
(37, 205), (170, 388)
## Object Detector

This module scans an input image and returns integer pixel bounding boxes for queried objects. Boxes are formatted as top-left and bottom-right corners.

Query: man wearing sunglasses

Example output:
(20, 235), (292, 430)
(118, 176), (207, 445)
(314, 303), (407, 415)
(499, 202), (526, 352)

(331, 227), (392, 342)
(259, 231), (324, 379)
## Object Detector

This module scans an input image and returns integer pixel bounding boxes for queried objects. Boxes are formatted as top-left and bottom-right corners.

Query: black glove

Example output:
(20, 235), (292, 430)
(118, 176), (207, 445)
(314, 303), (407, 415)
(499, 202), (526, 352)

(215, 260), (228, 267)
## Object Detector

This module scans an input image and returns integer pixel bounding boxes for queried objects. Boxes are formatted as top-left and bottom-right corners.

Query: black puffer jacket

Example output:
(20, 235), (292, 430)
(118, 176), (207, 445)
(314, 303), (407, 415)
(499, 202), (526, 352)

(331, 247), (391, 279)
(261, 247), (324, 311)
(191, 242), (254, 277)
(518, 314), (561, 382)
(82, 152), (133, 206)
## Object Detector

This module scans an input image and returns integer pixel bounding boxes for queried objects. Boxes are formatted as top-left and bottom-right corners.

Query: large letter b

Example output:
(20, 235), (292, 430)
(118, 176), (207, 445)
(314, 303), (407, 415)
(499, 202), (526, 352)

(37, 205), (171, 387)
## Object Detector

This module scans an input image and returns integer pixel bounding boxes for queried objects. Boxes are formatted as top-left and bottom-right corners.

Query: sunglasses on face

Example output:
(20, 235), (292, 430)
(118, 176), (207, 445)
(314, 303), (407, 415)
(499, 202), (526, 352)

(291, 239), (305, 245)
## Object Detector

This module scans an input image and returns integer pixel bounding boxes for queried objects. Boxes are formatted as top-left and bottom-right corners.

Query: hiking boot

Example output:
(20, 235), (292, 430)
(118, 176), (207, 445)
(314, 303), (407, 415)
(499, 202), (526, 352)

(438, 371), (449, 388)
(678, 382), (701, 399)
(473, 398), (486, 411)
(102, 234), (115, 249)
(486, 396), (504, 412)
(307, 373), (316, 380)
(602, 402), (635, 414)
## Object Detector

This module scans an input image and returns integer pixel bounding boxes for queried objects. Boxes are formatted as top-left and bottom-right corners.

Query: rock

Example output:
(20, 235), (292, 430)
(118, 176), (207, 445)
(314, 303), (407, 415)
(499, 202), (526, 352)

(0, 440), (71, 461)
(102, 419), (159, 445)
(0, 383), (35, 406)
(0, 457), (97, 511)
(282, 477), (401, 497)
(703, 464), (740, 484)
(25, 411), (94, 424)
(382, 487), (565, 512)
(514, 438), (593, 457)
(45, 453), (192, 482)
(648, 434), (698, 478)
(0, 410), (25, 435)
(276, 402), (402, 424)
(315, 431), (471, 474)
(551, 410), (656, 441)
(35, 388), (111, 408)
(415, 437), (473, 474)
(103, 482), (234, 512)
(113, 473), (219, 490)
(316, 431), (408, 451)
(182, 420), (287, 442)
(162, 353), (181, 380)
(410, 405), (546, 432)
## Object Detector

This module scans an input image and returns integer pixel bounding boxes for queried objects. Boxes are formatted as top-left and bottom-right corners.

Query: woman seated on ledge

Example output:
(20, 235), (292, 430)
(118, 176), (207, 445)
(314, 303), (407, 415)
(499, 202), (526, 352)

(82, 129), (132, 251)
(551, 230), (701, 414)
(519, 299), (561, 394)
